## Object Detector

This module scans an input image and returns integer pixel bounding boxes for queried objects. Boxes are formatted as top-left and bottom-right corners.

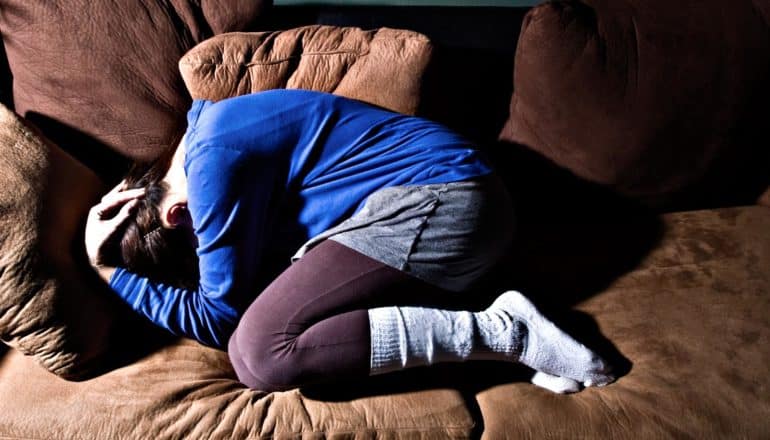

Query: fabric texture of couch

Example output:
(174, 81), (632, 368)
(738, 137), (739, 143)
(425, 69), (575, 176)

(0, 0), (768, 438)
(0, 0), (269, 176)
(0, 104), (112, 378)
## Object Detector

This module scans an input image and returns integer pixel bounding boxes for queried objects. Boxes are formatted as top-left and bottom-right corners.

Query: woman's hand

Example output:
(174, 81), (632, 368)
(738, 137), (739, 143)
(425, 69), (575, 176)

(85, 180), (145, 268)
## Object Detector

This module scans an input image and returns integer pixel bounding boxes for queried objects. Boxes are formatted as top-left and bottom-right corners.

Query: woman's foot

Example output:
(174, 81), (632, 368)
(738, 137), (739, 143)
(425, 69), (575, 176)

(485, 291), (615, 388)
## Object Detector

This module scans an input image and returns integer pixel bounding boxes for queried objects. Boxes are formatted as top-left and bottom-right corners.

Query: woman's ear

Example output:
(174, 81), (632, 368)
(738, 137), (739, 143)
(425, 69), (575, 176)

(165, 202), (191, 228)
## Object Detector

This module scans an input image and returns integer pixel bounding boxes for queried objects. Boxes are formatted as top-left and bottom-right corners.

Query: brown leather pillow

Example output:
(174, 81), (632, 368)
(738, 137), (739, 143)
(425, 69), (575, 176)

(0, 104), (111, 378)
(179, 25), (433, 115)
(500, 0), (770, 206)
(0, 0), (269, 176)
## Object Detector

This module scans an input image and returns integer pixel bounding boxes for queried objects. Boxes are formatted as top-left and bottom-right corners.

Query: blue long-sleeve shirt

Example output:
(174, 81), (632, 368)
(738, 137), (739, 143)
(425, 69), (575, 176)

(109, 89), (492, 348)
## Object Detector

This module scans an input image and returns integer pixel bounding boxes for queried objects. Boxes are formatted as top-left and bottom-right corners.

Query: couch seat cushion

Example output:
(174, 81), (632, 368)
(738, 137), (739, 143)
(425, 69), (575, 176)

(477, 205), (770, 438)
(0, 338), (474, 439)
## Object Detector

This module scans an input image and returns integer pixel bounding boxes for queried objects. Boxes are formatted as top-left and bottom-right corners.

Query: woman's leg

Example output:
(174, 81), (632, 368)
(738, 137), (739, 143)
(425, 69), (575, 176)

(228, 240), (614, 392)
(227, 239), (444, 391)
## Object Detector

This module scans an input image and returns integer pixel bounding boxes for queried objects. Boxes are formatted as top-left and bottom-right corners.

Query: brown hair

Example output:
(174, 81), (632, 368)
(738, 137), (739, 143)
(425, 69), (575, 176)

(118, 137), (199, 290)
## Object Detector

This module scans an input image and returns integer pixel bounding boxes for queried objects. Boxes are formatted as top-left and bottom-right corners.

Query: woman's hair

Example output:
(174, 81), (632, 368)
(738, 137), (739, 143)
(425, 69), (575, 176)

(118, 134), (199, 290)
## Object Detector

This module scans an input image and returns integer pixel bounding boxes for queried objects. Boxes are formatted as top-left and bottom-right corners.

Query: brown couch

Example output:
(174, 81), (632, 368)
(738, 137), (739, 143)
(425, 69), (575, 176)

(0, 1), (768, 438)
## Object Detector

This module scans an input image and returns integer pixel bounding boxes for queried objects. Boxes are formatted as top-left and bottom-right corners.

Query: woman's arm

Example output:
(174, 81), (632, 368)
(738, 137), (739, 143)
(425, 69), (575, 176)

(88, 96), (292, 348)
(100, 144), (278, 348)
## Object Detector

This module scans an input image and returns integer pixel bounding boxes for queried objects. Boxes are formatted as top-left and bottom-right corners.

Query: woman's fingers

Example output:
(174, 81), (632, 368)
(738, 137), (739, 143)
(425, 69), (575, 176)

(102, 178), (129, 201)
(108, 199), (140, 227)
(95, 188), (145, 218)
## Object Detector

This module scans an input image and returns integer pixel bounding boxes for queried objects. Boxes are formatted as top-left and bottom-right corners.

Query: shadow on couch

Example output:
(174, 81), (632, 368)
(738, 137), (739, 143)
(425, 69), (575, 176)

(24, 112), (131, 182)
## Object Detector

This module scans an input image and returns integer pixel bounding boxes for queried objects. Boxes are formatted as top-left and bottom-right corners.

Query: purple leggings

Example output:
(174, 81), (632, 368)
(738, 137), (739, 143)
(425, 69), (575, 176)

(227, 240), (446, 391)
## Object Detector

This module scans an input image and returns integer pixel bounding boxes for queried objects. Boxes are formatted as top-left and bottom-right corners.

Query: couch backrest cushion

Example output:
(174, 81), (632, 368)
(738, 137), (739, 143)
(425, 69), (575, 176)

(0, 0), (269, 178)
(500, 0), (770, 207)
(179, 25), (433, 115)
(0, 103), (114, 378)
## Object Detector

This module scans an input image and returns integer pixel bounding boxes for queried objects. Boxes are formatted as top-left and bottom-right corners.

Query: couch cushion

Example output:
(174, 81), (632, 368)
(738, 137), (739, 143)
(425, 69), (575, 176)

(0, 338), (474, 439)
(0, 104), (113, 378)
(500, 0), (770, 207)
(179, 25), (433, 115)
(477, 205), (770, 438)
(0, 0), (269, 177)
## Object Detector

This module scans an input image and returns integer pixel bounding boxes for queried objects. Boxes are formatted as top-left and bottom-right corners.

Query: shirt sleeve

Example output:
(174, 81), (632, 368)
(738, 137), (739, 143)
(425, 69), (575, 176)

(109, 143), (277, 349)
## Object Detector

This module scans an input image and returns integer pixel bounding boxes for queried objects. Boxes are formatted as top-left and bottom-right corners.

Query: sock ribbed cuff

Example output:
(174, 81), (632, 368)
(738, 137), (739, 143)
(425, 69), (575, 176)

(368, 307), (407, 375)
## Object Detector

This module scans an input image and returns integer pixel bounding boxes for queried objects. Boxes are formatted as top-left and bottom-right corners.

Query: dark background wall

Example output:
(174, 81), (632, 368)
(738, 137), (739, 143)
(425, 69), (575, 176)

(263, 5), (530, 143)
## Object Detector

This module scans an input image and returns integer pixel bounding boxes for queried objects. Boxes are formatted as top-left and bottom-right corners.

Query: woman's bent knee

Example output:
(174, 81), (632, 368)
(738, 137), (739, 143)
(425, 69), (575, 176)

(228, 322), (304, 392)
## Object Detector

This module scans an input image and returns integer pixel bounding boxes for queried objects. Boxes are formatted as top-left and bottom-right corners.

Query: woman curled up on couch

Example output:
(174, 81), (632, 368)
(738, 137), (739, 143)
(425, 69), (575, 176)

(85, 89), (614, 394)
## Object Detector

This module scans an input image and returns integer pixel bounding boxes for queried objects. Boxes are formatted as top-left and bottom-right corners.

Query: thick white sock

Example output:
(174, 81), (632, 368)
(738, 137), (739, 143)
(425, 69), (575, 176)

(368, 290), (614, 390)
(489, 291), (613, 387)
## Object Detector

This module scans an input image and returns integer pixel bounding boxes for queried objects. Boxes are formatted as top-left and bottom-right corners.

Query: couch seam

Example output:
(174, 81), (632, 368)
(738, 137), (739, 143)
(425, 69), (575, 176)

(0, 425), (472, 440)
(0, 436), (46, 440)
(180, 50), (372, 69)
(242, 425), (472, 439)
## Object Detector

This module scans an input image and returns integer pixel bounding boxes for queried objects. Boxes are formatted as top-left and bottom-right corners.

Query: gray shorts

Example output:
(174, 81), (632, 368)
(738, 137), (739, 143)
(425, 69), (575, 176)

(292, 174), (515, 292)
